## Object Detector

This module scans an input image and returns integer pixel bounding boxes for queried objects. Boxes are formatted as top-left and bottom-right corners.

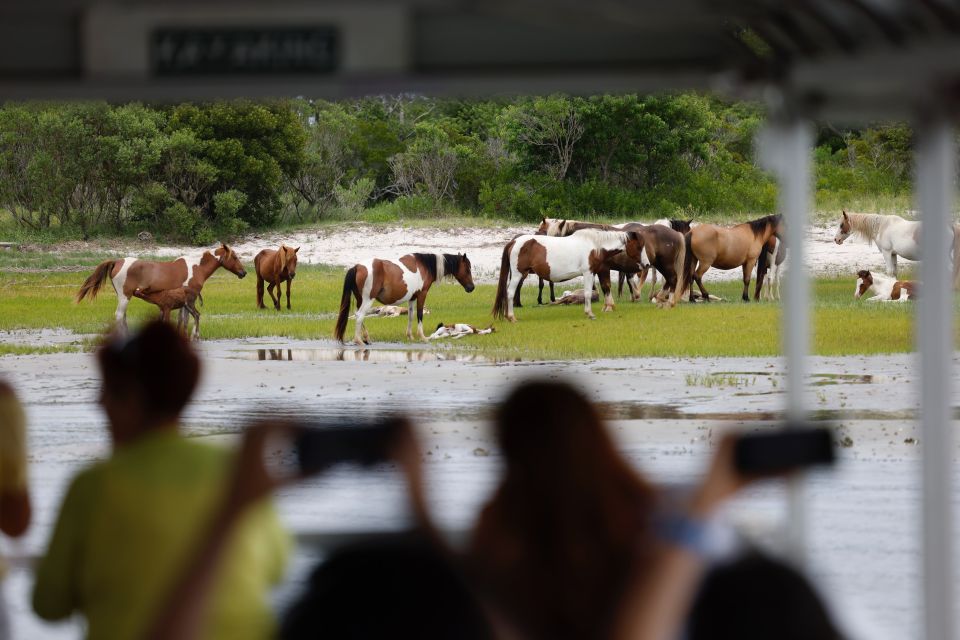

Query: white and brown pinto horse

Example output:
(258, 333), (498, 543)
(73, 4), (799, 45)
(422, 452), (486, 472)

(493, 229), (643, 322)
(682, 214), (784, 302)
(335, 253), (475, 344)
(756, 235), (787, 301)
(854, 269), (919, 301)
(834, 210), (960, 287)
(76, 243), (246, 332)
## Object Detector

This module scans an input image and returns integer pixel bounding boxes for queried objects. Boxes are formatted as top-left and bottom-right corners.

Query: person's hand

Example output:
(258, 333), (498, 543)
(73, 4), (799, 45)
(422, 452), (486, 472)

(687, 432), (754, 518)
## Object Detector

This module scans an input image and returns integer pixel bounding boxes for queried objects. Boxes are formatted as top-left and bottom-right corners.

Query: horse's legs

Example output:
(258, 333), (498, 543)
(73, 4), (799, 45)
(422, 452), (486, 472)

(549, 281), (556, 303)
(115, 295), (130, 334)
(354, 298), (375, 345)
(285, 279), (292, 310)
(743, 259), (757, 302)
(406, 300), (415, 340)
(513, 273), (525, 308)
(883, 250), (898, 276)
(267, 281), (280, 310)
(537, 276), (545, 305)
(256, 275), (266, 309)
(415, 293), (428, 341)
(583, 271), (597, 319)
(505, 270), (521, 322)
(599, 270), (615, 312)
(693, 264), (711, 302)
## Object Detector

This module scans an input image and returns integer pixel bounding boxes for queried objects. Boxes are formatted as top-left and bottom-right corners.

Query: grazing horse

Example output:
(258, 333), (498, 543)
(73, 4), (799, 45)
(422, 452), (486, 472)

(492, 229), (643, 322)
(254, 244), (299, 310)
(756, 235), (787, 301)
(854, 270), (919, 301)
(834, 211), (960, 286)
(76, 243), (246, 332)
(335, 253), (475, 344)
(132, 286), (204, 339)
(615, 219), (692, 303)
(682, 214), (784, 302)
(615, 223), (687, 307)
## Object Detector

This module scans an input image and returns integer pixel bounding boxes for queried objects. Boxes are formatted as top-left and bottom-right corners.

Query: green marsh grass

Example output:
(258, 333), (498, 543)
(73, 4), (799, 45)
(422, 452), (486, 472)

(0, 263), (941, 359)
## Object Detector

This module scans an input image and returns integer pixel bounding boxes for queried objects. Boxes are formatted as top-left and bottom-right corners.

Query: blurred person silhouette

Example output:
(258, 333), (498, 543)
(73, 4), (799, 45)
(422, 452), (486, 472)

(147, 417), (492, 640)
(0, 380), (31, 640)
(32, 321), (289, 640)
(687, 550), (844, 640)
(468, 380), (790, 640)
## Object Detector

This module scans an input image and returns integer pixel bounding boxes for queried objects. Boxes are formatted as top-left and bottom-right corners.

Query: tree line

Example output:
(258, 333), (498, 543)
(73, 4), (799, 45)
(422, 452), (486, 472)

(0, 95), (913, 243)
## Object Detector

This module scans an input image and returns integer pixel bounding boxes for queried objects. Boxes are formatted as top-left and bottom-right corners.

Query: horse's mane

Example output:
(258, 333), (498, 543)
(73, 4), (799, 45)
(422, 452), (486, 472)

(746, 214), (782, 238)
(442, 253), (462, 279)
(844, 212), (902, 243)
(413, 252), (449, 280)
(571, 228), (628, 247)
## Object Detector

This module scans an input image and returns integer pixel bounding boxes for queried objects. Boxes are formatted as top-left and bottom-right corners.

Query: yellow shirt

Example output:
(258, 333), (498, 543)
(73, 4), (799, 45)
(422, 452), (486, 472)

(0, 392), (28, 577)
(32, 429), (290, 640)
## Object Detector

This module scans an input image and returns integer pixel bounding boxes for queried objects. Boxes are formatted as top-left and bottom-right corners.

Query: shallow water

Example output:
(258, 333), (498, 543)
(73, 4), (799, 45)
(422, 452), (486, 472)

(2, 342), (958, 639)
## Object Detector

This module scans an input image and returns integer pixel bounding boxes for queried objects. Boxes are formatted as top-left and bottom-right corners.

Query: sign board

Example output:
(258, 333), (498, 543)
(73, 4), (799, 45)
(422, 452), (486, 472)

(151, 27), (338, 75)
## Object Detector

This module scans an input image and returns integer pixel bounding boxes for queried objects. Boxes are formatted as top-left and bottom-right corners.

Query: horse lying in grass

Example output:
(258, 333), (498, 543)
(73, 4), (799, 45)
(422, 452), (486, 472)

(254, 244), (299, 310)
(682, 214), (784, 302)
(76, 243), (246, 332)
(854, 270), (919, 301)
(132, 287), (204, 339)
(550, 289), (599, 305)
(365, 305), (431, 318)
(335, 253), (475, 344)
(493, 229), (643, 322)
(428, 323), (495, 340)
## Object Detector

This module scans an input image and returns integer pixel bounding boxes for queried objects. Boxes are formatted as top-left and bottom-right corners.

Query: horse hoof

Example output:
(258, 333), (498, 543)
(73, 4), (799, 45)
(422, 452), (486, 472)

(587, 314), (596, 320)
(508, 316), (518, 323)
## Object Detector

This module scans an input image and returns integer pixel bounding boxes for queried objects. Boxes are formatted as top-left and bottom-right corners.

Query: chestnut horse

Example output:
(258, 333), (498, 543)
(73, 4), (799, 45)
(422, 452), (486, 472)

(681, 214), (784, 302)
(335, 253), (475, 344)
(493, 229), (643, 322)
(618, 218), (694, 301)
(76, 243), (246, 332)
(132, 286), (204, 339)
(254, 244), (300, 310)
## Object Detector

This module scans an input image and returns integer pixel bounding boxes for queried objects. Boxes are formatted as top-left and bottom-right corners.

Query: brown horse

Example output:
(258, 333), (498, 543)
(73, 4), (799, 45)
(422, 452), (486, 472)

(681, 214), (784, 302)
(615, 223), (686, 307)
(335, 253), (475, 344)
(132, 286), (204, 339)
(617, 219), (693, 301)
(76, 243), (246, 331)
(254, 244), (299, 310)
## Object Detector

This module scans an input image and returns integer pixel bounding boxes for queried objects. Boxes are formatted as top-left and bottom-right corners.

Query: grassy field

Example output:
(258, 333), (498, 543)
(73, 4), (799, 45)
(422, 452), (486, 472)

(0, 261), (938, 360)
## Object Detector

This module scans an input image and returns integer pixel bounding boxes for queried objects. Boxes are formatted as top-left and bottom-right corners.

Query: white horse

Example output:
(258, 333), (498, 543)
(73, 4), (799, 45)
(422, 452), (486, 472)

(493, 229), (643, 322)
(854, 269), (918, 301)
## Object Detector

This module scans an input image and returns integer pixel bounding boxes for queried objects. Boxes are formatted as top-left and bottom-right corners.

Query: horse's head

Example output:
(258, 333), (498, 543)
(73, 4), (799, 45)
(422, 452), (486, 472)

(623, 231), (644, 263)
(216, 242), (247, 279)
(673, 219), (694, 234)
(855, 269), (873, 298)
(535, 217), (565, 237)
(280, 245), (300, 280)
(835, 211), (852, 245)
(452, 253), (475, 293)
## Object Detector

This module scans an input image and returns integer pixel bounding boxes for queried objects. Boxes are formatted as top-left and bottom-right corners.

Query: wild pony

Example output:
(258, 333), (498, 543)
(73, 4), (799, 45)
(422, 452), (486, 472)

(76, 243), (246, 331)
(132, 286), (204, 339)
(834, 211), (960, 286)
(756, 235), (787, 301)
(615, 223), (687, 307)
(854, 270), (919, 301)
(334, 253), (475, 344)
(254, 244), (300, 310)
(682, 214), (784, 302)
(616, 218), (693, 302)
(492, 229), (643, 322)
(517, 218), (612, 306)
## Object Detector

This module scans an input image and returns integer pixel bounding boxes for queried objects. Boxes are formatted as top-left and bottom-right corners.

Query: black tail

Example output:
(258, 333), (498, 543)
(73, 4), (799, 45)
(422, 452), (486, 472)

(492, 240), (515, 319)
(334, 267), (358, 342)
(617, 271), (627, 298)
(680, 232), (695, 299)
(75, 260), (117, 303)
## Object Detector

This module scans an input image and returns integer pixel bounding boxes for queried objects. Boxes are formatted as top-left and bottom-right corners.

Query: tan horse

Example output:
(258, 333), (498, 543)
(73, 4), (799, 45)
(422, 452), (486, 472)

(681, 214), (784, 302)
(254, 244), (300, 310)
(76, 243), (246, 331)
(334, 253), (475, 344)
(132, 286), (204, 339)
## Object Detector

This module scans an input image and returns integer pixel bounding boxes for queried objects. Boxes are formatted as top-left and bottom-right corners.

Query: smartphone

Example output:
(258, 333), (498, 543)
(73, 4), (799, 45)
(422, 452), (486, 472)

(733, 427), (835, 475)
(295, 418), (401, 474)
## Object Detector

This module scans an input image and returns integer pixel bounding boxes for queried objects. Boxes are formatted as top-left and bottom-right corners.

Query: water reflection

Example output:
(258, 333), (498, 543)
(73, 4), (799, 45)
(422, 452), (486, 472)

(248, 347), (511, 364)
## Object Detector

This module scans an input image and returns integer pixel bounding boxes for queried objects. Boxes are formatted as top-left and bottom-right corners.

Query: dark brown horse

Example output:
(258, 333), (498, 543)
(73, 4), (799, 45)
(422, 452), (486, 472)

(681, 214), (784, 302)
(617, 219), (694, 300)
(76, 243), (246, 331)
(335, 253), (475, 344)
(254, 244), (299, 310)
(615, 223), (687, 307)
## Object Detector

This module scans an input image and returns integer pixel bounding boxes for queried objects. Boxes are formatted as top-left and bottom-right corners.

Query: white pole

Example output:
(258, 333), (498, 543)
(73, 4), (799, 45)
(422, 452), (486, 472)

(915, 115), (955, 640)
(758, 116), (813, 563)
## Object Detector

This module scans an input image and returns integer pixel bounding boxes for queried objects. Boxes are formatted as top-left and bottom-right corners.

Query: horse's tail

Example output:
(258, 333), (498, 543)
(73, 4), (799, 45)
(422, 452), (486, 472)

(334, 267), (358, 342)
(680, 232), (695, 299)
(617, 271), (626, 298)
(75, 260), (117, 303)
(757, 239), (770, 279)
(670, 232), (686, 305)
(492, 240), (515, 319)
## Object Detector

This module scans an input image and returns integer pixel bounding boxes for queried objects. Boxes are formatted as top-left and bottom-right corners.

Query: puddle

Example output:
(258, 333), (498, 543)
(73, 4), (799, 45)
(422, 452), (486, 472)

(237, 347), (512, 364)
(596, 402), (920, 422)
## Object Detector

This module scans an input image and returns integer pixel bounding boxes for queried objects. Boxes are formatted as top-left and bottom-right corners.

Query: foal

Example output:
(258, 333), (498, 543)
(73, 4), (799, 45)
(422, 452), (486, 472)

(854, 270), (919, 301)
(132, 287), (204, 339)
(254, 244), (299, 310)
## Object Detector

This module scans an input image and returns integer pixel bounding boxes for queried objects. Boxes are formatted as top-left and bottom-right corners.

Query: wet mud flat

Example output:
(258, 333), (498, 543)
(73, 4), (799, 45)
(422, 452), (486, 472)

(2, 340), (958, 639)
